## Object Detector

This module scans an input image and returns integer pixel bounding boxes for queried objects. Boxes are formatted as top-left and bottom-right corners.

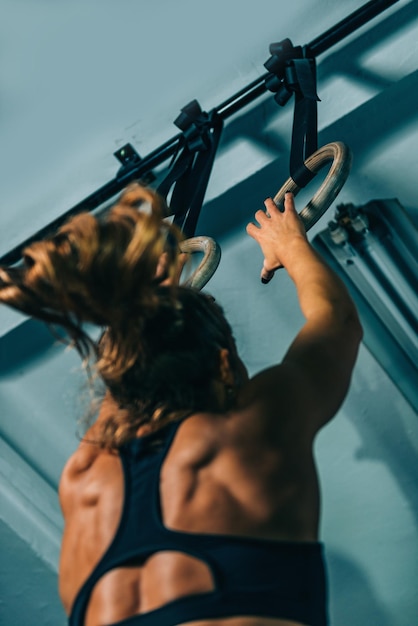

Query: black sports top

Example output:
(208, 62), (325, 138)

(69, 420), (328, 626)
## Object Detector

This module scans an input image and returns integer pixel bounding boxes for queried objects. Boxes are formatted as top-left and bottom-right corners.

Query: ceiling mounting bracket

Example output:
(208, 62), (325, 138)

(114, 143), (155, 184)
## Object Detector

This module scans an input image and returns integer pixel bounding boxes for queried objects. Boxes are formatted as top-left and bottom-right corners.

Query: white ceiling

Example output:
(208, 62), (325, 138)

(1, 1), (418, 624)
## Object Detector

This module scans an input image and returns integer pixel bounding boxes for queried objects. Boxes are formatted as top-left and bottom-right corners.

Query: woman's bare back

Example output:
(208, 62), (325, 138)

(59, 407), (320, 626)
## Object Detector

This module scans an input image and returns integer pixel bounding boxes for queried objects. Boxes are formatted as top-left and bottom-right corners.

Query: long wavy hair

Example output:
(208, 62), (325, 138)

(0, 184), (241, 448)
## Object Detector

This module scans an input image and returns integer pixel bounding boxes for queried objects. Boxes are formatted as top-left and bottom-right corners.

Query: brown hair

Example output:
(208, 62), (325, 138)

(0, 184), (240, 448)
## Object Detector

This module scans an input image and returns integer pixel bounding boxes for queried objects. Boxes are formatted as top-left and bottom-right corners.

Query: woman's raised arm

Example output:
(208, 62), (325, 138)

(245, 193), (363, 438)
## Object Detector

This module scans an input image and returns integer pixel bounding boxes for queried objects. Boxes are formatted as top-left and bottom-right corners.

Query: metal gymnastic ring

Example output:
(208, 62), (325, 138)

(177, 144), (350, 289)
(273, 142), (353, 231)
(180, 236), (221, 290)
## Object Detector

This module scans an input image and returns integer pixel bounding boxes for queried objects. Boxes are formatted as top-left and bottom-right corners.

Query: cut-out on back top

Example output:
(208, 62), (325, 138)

(69, 420), (327, 626)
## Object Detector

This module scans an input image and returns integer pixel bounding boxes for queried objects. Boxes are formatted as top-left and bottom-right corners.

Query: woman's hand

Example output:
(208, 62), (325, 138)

(156, 251), (189, 286)
(246, 193), (308, 283)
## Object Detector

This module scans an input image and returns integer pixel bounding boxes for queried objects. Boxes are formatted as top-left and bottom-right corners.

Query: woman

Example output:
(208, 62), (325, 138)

(0, 184), (362, 626)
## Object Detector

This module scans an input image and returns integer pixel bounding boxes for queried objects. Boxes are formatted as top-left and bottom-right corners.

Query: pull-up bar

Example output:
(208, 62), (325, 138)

(1, 0), (401, 266)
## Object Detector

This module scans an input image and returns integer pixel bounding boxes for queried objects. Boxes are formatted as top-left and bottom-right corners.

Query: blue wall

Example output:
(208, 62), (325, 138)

(1, 1), (417, 623)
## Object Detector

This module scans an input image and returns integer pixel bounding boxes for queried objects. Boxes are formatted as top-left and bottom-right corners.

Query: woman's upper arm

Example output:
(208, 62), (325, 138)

(242, 314), (363, 440)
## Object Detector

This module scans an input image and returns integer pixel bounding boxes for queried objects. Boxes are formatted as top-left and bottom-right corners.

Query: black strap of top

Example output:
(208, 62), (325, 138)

(264, 39), (320, 188)
(157, 100), (224, 238)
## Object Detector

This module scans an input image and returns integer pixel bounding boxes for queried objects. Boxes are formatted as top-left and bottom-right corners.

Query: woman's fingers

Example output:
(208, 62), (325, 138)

(247, 193), (297, 284)
(255, 208), (270, 223)
(264, 197), (281, 215)
(261, 266), (275, 284)
(246, 221), (260, 240)
(246, 201), (275, 239)
(265, 192), (295, 215)
(283, 191), (296, 212)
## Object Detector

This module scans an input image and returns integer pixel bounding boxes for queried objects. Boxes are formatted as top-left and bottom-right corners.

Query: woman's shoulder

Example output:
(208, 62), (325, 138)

(59, 433), (120, 515)
(171, 405), (289, 470)
(164, 410), (318, 540)
(225, 364), (319, 449)
(168, 412), (227, 469)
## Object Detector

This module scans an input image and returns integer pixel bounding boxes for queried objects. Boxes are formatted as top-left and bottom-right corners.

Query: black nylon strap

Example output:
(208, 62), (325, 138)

(157, 100), (223, 238)
(288, 58), (319, 187)
(264, 42), (320, 188)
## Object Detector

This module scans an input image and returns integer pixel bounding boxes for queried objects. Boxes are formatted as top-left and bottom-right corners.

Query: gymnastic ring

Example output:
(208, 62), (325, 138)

(273, 142), (352, 232)
(180, 236), (221, 290)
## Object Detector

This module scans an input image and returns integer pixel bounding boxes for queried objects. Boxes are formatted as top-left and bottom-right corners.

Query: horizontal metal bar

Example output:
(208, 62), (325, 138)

(307, 0), (401, 56)
(0, 0), (401, 266)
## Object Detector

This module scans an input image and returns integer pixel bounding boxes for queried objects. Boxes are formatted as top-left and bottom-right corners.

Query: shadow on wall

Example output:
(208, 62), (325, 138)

(217, 0), (418, 161)
(197, 0), (418, 239)
(317, 0), (418, 91)
(198, 67), (418, 239)
(319, 70), (418, 178)
(0, 319), (59, 377)
(326, 549), (394, 626)
(346, 360), (418, 528)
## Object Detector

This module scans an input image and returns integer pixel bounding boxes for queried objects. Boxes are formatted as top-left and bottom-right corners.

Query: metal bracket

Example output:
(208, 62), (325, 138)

(114, 143), (155, 184)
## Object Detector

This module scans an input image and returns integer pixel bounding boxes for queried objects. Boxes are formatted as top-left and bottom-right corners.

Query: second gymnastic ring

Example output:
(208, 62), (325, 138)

(180, 236), (221, 291)
(273, 142), (352, 232)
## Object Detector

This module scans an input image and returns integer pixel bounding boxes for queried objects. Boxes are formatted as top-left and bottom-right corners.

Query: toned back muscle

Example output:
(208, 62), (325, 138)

(59, 409), (320, 626)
